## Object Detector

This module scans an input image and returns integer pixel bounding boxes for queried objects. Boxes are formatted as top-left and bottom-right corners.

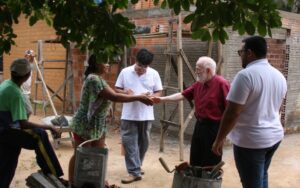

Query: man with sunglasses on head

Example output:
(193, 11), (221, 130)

(212, 36), (287, 188)
(115, 48), (162, 184)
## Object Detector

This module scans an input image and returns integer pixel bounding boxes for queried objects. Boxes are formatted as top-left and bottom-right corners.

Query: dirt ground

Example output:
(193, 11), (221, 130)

(11, 115), (300, 188)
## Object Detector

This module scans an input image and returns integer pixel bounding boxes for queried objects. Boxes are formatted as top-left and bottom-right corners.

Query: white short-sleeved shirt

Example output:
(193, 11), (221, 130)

(227, 59), (287, 148)
(115, 65), (163, 121)
(21, 72), (32, 95)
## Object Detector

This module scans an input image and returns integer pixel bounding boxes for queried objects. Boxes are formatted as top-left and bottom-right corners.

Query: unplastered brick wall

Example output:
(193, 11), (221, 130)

(5, 10), (300, 131)
(2, 15), (120, 115)
(3, 16), (61, 80)
(121, 8), (210, 134)
(118, 39), (218, 135)
(267, 38), (288, 126)
(71, 49), (120, 109)
(131, 0), (156, 10)
(223, 31), (289, 125)
(132, 13), (191, 34)
(279, 11), (300, 129)
(127, 9), (300, 133)
(71, 48), (86, 107)
(3, 15), (68, 115)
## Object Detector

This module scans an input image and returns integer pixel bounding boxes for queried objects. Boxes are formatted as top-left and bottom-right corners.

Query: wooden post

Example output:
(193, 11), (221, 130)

(177, 13), (184, 161)
(216, 41), (223, 75)
(160, 10), (175, 152)
(207, 39), (213, 57)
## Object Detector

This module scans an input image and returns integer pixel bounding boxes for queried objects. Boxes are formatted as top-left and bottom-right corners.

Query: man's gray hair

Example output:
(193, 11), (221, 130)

(196, 56), (216, 75)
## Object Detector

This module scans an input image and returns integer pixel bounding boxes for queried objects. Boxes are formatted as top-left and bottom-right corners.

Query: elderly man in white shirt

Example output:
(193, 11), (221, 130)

(212, 36), (287, 188)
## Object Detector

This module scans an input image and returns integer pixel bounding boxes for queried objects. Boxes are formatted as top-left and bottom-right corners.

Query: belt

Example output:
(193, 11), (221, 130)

(196, 118), (220, 124)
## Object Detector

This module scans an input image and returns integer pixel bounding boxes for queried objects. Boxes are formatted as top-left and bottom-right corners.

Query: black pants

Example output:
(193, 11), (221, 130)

(0, 128), (63, 188)
(190, 119), (221, 167)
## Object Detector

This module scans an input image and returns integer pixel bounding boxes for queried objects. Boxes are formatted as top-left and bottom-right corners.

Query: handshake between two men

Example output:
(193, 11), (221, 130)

(123, 88), (169, 106)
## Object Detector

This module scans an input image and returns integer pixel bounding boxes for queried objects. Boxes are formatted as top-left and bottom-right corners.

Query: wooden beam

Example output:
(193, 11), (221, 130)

(160, 10), (175, 153)
(180, 49), (197, 81)
(170, 57), (194, 109)
(177, 13), (185, 161)
(216, 41), (224, 75)
(183, 109), (195, 131)
(160, 120), (180, 127)
(207, 39), (213, 57)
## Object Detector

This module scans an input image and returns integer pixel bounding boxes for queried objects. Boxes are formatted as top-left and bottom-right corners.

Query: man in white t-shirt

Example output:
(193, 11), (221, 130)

(115, 48), (162, 184)
(212, 36), (287, 188)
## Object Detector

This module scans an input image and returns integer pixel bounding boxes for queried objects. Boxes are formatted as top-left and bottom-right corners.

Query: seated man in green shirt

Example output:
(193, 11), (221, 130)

(0, 59), (64, 188)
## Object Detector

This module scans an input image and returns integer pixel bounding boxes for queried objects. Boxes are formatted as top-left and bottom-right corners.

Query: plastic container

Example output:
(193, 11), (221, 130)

(74, 139), (108, 188)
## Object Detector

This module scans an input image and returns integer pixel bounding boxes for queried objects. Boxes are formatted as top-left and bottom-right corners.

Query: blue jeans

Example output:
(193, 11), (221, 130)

(233, 141), (281, 188)
(121, 120), (152, 177)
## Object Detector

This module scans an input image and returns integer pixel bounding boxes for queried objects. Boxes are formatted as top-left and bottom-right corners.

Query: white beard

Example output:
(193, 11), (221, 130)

(197, 73), (207, 83)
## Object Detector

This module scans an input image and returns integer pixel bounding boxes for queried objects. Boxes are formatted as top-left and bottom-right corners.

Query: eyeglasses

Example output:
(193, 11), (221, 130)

(237, 49), (245, 56)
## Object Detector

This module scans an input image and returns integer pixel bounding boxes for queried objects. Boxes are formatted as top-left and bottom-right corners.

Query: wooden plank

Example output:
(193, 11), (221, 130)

(183, 109), (195, 131)
(180, 49), (197, 81)
(160, 10), (174, 153)
(177, 13), (185, 161)
(207, 39), (213, 57)
(160, 120), (179, 127)
(216, 41), (223, 75)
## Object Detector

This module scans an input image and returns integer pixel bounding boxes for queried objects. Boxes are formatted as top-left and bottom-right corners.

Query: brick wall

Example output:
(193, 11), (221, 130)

(221, 12), (300, 130)
(279, 11), (300, 129)
(223, 31), (290, 124)
(70, 49), (120, 110)
(124, 11), (219, 135)
(131, 0), (156, 10)
(2, 16), (68, 115)
(4, 9), (300, 132)
(128, 9), (300, 134)
(2, 15), (121, 116)
(267, 38), (288, 125)
(70, 48), (86, 107)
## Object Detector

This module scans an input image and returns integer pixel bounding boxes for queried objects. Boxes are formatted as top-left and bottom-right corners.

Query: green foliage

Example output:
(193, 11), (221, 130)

(0, 0), (135, 62)
(131, 0), (139, 4)
(181, 0), (282, 43)
(0, 0), (283, 59)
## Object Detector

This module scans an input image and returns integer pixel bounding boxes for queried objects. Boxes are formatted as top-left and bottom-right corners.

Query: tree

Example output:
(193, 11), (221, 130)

(275, 0), (300, 13)
(0, 0), (282, 62)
